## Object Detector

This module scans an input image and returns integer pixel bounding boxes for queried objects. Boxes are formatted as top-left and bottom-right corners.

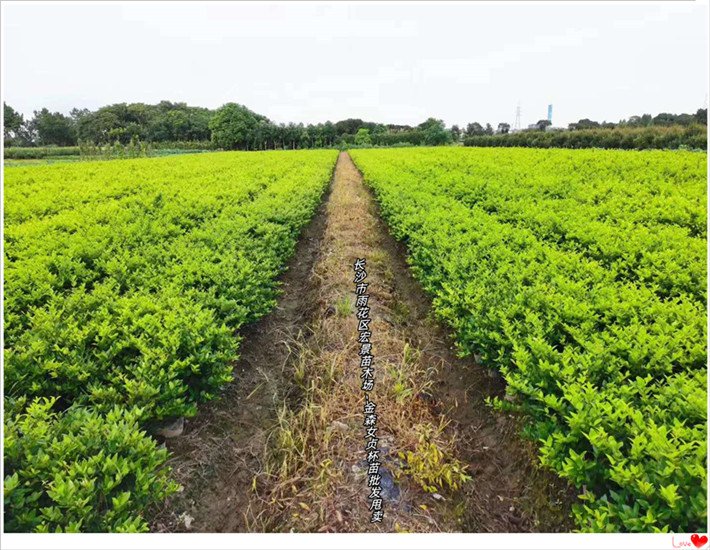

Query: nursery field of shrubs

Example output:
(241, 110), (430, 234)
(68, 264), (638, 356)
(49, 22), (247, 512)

(3, 150), (338, 531)
(4, 144), (706, 533)
(350, 146), (707, 532)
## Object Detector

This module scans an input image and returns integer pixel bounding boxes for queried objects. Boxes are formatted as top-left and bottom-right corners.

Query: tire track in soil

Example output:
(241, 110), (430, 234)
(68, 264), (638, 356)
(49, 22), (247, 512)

(151, 151), (573, 532)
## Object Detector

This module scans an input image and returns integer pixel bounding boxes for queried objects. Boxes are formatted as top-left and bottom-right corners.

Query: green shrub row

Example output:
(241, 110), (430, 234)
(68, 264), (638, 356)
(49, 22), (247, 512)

(4, 141), (216, 160)
(463, 125), (707, 150)
(3, 150), (338, 531)
(4, 147), (82, 159)
(350, 146), (707, 532)
(4, 398), (178, 532)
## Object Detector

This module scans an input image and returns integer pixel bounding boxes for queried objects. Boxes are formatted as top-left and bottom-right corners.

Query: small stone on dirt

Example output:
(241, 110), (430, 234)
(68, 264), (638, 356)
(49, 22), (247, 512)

(379, 467), (400, 503)
(331, 420), (349, 433)
(180, 512), (194, 530)
(416, 391), (435, 403)
(431, 493), (445, 501)
(155, 417), (185, 438)
(378, 435), (394, 453)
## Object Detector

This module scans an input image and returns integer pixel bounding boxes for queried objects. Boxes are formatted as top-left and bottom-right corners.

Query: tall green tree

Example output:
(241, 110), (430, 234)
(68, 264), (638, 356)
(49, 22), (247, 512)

(209, 103), (269, 150)
(417, 118), (452, 145)
(569, 118), (600, 130)
(30, 108), (77, 146)
(4, 103), (26, 146)
(322, 121), (336, 147)
(464, 122), (485, 137)
(354, 128), (372, 146)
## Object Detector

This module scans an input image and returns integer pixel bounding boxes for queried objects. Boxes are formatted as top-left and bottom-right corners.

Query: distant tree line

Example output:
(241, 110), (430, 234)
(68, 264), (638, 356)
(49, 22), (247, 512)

(463, 124), (707, 151)
(569, 109), (707, 130)
(3, 101), (456, 150)
(3, 101), (213, 147)
(463, 109), (707, 150)
(3, 100), (707, 151)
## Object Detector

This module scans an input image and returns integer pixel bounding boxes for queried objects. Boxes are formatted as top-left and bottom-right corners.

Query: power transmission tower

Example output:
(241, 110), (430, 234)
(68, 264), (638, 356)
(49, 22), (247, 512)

(514, 102), (521, 131)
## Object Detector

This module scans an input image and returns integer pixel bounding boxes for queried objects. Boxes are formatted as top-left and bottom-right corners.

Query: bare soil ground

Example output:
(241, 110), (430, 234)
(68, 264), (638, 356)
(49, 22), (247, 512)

(150, 152), (573, 533)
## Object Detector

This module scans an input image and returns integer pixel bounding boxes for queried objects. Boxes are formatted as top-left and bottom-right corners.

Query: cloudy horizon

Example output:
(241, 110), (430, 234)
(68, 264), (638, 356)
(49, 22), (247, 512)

(2, 1), (708, 128)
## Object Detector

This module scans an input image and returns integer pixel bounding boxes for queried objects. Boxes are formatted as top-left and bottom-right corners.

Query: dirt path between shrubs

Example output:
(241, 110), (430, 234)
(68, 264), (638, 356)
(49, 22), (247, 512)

(150, 152), (573, 533)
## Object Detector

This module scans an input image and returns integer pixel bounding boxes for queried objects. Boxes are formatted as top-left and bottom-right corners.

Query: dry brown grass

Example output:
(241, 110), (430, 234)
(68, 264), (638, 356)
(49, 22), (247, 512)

(248, 153), (471, 533)
(153, 152), (572, 534)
